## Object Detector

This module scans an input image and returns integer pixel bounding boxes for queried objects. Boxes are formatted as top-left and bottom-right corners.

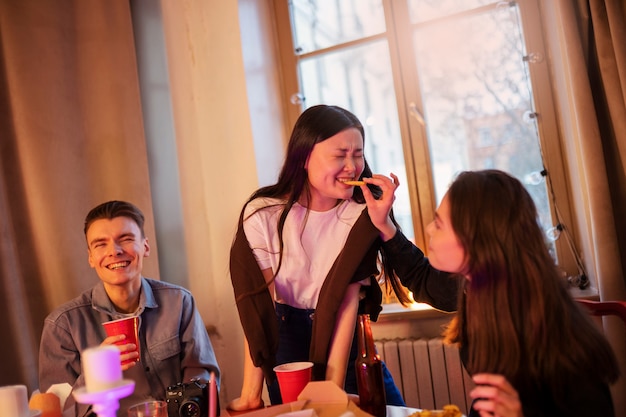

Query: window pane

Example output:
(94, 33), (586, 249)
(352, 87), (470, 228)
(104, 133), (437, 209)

(413, 3), (554, 244)
(299, 41), (416, 240)
(291, 0), (386, 54)
(409, 0), (493, 23)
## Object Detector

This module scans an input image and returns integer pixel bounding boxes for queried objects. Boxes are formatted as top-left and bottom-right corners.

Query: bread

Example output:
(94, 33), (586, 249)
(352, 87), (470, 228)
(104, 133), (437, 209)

(29, 392), (62, 417)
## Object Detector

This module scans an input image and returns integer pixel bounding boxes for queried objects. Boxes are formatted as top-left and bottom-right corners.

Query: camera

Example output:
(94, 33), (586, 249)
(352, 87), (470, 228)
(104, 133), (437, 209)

(166, 380), (208, 417)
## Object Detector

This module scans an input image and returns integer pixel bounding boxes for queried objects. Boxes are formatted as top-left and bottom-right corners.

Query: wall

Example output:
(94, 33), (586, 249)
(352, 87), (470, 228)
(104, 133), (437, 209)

(131, 0), (288, 404)
(131, 0), (188, 289)
(156, 0), (260, 403)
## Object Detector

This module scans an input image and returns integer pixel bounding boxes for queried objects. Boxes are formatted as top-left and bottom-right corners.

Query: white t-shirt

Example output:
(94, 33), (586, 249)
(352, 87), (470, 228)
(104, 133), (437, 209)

(243, 197), (366, 309)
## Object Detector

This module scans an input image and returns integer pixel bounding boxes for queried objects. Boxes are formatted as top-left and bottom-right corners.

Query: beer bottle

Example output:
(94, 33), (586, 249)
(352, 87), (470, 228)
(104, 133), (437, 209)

(355, 314), (386, 417)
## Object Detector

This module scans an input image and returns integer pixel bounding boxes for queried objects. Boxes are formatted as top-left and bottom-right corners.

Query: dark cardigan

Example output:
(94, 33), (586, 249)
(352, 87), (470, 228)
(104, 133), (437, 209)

(229, 207), (384, 382)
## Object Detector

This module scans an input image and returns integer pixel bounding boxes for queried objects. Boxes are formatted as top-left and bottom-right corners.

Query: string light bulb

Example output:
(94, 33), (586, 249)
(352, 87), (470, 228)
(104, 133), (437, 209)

(523, 52), (544, 64)
(545, 223), (563, 242)
(523, 110), (538, 124)
(524, 169), (547, 185)
(290, 93), (305, 105)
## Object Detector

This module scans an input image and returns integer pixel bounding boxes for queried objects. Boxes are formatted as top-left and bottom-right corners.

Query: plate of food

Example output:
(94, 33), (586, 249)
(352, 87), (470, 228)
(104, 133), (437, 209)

(407, 404), (464, 417)
(387, 404), (465, 417)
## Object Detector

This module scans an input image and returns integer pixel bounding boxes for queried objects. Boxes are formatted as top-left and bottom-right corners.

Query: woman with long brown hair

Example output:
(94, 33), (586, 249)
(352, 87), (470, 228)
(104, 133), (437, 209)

(363, 169), (619, 416)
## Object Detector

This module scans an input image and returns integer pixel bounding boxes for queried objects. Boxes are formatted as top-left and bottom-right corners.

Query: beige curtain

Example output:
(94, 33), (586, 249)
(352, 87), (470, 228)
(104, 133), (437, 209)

(542, 2), (626, 293)
(0, 0), (159, 389)
(542, 0), (626, 412)
(586, 0), (626, 280)
(582, 0), (626, 297)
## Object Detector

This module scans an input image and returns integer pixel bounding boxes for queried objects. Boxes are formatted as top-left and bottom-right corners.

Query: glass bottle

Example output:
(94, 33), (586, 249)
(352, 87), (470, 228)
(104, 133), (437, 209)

(355, 314), (386, 417)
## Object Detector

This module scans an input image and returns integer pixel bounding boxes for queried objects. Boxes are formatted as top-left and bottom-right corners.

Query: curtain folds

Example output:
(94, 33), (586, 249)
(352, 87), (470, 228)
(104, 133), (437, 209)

(584, 0), (626, 296)
(588, 0), (626, 282)
(544, 0), (626, 413)
(0, 0), (157, 389)
(544, 0), (626, 298)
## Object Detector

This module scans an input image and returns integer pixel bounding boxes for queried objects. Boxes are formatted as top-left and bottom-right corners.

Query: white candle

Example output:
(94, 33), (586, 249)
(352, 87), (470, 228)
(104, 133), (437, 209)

(82, 346), (123, 392)
(0, 385), (32, 417)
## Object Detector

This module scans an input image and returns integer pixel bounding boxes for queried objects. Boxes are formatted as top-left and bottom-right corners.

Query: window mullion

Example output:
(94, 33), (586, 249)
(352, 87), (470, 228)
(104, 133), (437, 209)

(272, 0), (304, 131)
(385, 0), (437, 249)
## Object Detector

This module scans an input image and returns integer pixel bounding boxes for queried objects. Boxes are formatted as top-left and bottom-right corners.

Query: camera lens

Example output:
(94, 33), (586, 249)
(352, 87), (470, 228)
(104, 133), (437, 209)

(179, 400), (201, 417)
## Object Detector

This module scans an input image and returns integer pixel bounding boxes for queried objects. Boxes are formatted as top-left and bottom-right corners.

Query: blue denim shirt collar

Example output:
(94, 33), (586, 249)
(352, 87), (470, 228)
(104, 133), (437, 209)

(91, 277), (159, 318)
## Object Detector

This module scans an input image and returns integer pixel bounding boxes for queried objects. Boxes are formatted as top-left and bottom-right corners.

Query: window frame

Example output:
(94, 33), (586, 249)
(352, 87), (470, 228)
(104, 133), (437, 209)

(271, 0), (578, 275)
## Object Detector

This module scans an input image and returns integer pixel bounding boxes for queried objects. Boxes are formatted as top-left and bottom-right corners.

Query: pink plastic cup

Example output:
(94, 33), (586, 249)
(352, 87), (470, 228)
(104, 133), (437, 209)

(273, 361), (313, 403)
(102, 316), (140, 366)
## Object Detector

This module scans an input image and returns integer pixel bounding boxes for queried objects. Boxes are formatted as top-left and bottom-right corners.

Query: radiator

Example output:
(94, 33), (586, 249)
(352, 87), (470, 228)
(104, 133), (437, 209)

(375, 338), (474, 414)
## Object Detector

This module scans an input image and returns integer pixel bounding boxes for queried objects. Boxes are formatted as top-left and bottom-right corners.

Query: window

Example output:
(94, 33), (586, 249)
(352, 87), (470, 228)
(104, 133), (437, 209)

(477, 127), (494, 148)
(273, 0), (578, 275)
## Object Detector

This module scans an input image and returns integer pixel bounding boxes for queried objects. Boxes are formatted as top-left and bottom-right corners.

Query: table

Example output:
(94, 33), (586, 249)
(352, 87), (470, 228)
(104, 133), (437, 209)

(224, 405), (463, 417)
(387, 405), (466, 417)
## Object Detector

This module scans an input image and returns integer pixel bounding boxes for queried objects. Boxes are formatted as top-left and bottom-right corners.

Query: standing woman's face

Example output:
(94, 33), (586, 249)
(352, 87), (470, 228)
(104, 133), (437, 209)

(425, 193), (467, 276)
(304, 127), (365, 211)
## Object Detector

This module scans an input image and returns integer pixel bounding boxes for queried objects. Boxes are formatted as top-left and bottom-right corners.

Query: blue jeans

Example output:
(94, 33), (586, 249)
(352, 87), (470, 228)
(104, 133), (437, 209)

(268, 303), (405, 406)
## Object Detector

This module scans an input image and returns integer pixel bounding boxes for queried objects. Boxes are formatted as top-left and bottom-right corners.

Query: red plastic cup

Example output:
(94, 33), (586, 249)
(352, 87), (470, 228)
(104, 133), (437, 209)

(273, 361), (314, 403)
(102, 316), (140, 366)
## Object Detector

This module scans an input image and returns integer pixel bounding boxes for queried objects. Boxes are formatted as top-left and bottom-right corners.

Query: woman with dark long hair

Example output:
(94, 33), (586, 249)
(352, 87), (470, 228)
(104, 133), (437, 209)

(228, 105), (412, 410)
(363, 169), (619, 416)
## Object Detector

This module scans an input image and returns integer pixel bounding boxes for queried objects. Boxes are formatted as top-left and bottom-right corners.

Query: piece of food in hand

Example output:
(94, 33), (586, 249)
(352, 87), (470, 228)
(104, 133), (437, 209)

(343, 180), (366, 186)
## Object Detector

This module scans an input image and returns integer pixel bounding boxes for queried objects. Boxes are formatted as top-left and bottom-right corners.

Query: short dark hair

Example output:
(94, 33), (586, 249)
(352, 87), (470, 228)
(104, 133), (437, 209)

(84, 200), (145, 237)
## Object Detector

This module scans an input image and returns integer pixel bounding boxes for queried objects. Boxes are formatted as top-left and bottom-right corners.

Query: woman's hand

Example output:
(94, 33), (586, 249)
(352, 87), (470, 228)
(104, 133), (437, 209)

(100, 334), (139, 371)
(361, 173), (399, 241)
(227, 339), (265, 411)
(226, 397), (264, 412)
(347, 393), (360, 405)
(470, 373), (523, 417)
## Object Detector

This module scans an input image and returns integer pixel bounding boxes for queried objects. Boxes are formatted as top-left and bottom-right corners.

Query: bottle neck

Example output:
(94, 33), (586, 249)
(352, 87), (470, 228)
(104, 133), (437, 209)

(357, 314), (376, 357)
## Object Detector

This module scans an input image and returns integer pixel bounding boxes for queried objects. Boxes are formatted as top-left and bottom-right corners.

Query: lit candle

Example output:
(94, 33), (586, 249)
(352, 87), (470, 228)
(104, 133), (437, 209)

(82, 346), (123, 392)
(0, 385), (32, 417)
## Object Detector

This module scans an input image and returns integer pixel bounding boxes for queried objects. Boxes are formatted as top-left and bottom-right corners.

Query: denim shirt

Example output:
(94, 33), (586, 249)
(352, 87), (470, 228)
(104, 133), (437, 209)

(39, 277), (220, 417)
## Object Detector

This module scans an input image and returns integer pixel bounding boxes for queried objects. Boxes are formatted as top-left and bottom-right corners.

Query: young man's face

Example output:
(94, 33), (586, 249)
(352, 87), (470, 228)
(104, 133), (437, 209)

(86, 216), (149, 289)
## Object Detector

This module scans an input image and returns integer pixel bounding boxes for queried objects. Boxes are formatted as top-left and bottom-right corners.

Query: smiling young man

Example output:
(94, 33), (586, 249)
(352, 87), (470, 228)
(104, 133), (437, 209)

(39, 200), (220, 417)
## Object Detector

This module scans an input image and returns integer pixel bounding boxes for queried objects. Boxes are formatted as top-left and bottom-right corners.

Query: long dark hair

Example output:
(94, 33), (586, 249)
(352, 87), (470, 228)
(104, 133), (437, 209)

(443, 170), (618, 396)
(240, 104), (409, 304)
